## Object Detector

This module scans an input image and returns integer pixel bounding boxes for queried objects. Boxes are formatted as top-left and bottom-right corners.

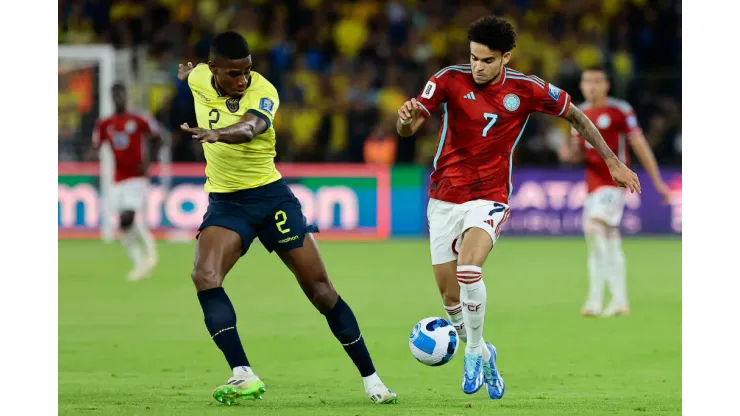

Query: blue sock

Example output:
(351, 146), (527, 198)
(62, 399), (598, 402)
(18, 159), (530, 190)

(323, 296), (376, 377)
(197, 287), (250, 370)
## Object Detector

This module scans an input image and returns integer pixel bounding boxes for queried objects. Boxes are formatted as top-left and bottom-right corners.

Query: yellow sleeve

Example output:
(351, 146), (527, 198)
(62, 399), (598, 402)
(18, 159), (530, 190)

(245, 87), (279, 129)
(187, 64), (210, 91)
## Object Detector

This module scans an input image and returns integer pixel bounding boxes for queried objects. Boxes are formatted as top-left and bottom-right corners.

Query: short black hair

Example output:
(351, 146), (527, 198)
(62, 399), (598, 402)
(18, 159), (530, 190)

(467, 16), (517, 53)
(210, 31), (251, 60)
(112, 82), (126, 91)
(583, 65), (610, 80)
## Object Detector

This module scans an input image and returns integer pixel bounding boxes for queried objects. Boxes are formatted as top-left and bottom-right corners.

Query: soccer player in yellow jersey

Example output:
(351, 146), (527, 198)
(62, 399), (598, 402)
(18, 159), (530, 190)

(177, 32), (397, 406)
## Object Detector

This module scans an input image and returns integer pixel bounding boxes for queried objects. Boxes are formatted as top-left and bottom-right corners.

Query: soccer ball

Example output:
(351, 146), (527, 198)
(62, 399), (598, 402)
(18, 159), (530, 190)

(409, 317), (459, 366)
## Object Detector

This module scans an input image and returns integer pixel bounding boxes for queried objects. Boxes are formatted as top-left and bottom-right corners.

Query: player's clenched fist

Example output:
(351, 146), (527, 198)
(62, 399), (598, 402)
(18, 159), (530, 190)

(398, 98), (421, 122)
(607, 159), (642, 193)
(177, 62), (195, 81)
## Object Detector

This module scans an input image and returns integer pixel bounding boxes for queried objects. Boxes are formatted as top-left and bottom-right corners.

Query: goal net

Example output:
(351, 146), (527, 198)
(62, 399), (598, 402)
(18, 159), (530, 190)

(58, 45), (171, 241)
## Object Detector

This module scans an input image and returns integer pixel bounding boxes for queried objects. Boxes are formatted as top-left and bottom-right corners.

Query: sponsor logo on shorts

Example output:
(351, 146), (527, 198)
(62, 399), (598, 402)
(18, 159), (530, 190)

(278, 235), (299, 244)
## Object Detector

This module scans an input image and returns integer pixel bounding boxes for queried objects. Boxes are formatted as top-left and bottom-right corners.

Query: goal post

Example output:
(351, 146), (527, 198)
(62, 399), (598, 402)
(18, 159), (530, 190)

(58, 44), (171, 241)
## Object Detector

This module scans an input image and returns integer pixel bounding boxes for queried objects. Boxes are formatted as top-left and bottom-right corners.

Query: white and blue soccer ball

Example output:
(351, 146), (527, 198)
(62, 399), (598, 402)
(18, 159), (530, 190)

(409, 317), (459, 366)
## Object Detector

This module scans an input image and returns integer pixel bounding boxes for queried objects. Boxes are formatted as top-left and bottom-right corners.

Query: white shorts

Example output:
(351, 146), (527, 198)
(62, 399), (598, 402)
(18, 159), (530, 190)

(109, 177), (148, 213)
(583, 186), (626, 227)
(427, 198), (511, 265)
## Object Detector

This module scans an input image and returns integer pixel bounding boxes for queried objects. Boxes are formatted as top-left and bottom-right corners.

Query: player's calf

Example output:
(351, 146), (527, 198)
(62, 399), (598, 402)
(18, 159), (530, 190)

(278, 236), (396, 403)
(193, 226), (253, 386)
(457, 227), (492, 355)
(119, 210), (150, 280)
(433, 262), (467, 342)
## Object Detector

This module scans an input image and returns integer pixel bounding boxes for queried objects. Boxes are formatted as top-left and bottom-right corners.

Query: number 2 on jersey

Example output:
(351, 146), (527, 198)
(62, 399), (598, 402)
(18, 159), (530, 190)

(482, 113), (498, 137)
(208, 109), (220, 130)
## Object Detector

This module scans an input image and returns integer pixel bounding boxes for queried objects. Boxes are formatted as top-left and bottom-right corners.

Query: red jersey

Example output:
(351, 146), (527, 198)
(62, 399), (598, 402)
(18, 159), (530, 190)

(93, 112), (159, 182)
(416, 65), (572, 204)
(575, 97), (641, 193)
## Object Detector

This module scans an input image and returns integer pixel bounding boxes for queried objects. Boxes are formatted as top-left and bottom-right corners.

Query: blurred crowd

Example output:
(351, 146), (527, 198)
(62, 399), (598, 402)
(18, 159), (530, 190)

(59, 0), (682, 166)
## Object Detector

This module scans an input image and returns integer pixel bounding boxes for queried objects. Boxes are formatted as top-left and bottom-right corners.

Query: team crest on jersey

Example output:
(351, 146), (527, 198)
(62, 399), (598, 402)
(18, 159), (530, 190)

(421, 81), (436, 99)
(597, 114), (611, 129)
(259, 97), (274, 114)
(226, 98), (241, 113)
(112, 132), (130, 149)
(125, 120), (137, 133)
(548, 83), (562, 101)
(503, 94), (520, 111)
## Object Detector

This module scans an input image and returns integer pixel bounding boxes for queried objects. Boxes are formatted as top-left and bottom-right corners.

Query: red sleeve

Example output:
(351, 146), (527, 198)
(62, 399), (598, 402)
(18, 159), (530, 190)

(92, 120), (107, 148)
(615, 101), (641, 135)
(529, 79), (572, 118)
(415, 70), (450, 118)
(137, 114), (160, 136)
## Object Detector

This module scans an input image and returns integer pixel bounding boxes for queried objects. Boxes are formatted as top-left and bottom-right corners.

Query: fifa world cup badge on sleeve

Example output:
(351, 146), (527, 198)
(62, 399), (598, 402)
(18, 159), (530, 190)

(259, 97), (274, 114)
(548, 84), (562, 101)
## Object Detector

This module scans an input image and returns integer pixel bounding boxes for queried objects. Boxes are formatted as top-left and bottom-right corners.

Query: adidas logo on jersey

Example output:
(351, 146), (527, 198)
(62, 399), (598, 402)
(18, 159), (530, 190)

(463, 91), (476, 100)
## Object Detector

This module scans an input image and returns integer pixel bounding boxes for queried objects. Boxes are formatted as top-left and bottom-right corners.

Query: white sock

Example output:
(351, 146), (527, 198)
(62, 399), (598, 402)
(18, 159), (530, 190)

(133, 218), (156, 261)
(362, 372), (382, 390)
(585, 223), (608, 306)
(444, 303), (467, 343)
(121, 229), (145, 268)
(606, 230), (628, 305)
(457, 265), (486, 356)
(233, 366), (255, 377)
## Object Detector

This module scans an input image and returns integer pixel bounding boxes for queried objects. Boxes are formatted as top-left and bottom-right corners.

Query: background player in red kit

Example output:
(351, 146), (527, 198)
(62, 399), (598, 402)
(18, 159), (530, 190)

(93, 83), (161, 281)
(558, 66), (671, 317)
(397, 16), (641, 398)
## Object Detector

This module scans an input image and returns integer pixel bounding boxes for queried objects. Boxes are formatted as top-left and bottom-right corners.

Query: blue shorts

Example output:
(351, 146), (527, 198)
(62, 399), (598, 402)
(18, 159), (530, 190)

(197, 179), (319, 255)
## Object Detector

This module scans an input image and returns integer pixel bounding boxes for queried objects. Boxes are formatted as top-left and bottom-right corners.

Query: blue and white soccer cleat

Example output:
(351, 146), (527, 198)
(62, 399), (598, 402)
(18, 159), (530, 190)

(482, 342), (505, 399)
(461, 352), (484, 394)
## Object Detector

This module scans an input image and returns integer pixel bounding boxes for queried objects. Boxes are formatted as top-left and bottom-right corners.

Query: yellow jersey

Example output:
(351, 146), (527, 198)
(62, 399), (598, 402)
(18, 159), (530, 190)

(188, 64), (282, 192)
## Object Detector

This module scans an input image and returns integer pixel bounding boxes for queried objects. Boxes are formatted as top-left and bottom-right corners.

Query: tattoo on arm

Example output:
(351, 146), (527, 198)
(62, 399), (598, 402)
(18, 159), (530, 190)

(564, 103), (617, 162)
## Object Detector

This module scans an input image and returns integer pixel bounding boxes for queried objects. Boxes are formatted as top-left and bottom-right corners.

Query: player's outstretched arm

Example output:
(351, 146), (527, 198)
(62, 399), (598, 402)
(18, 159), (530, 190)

(628, 131), (671, 203)
(397, 98), (427, 137)
(564, 103), (641, 193)
(180, 112), (267, 145)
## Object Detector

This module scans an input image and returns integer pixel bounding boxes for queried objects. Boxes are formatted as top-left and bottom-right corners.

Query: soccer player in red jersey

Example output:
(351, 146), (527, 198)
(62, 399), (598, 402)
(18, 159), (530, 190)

(397, 17), (641, 398)
(558, 66), (671, 317)
(93, 83), (161, 281)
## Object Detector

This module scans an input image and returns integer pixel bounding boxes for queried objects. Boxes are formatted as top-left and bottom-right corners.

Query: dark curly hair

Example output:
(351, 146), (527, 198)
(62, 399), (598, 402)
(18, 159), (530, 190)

(467, 16), (517, 53)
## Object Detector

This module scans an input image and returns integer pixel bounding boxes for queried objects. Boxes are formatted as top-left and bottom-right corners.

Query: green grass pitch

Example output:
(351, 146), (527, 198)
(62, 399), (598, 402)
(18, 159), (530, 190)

(59, 237), (681, 415)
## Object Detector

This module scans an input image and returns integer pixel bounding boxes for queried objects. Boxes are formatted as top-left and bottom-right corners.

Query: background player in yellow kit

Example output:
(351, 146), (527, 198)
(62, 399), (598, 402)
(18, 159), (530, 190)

(177, 32), (397, 406)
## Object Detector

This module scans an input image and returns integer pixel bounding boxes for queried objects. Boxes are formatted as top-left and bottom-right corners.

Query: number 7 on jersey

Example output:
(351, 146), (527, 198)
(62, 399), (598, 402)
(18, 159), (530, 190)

(483, 113), (498, 137)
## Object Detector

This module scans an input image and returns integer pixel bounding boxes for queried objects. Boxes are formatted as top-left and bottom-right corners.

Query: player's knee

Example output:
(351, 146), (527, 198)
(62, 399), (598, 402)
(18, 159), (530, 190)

(191, 267), (222, 291)
(458, 228), (492, 266)
(119, 211), (135, 230)
(308, 277), (338, 314)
